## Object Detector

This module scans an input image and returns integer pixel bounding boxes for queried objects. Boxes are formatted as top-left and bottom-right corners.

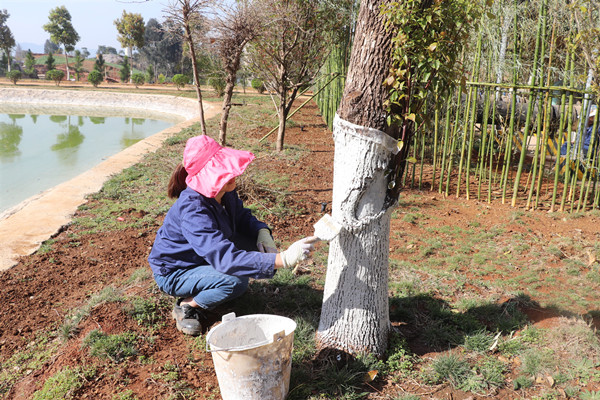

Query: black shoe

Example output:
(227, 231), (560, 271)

(172, 299), (206, 336)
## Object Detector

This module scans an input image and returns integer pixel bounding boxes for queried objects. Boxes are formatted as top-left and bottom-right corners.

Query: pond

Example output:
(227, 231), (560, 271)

(0, 110), (176, 214)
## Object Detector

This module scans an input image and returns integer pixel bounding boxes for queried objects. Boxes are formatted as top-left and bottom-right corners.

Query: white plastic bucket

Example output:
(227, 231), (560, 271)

(206, 312), (297, 400)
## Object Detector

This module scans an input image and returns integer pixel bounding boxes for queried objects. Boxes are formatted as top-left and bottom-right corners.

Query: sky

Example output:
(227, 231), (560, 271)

(2, 0), (168, 54)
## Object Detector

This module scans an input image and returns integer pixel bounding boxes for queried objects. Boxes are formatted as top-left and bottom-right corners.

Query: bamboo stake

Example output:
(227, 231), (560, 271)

(550, 50), (572, 213)
(559, 62), (576, 212)
(439, 95), (454, 193)
(431, 84), (440, 190)
(511, 0), (546, 207)
(533, 17), (557, 210)
(445, 96), (462, 196)
(456, 85), (474, 198)
(464, 34), (484, 200)
(501, 0), (519, 204)
(579, 111), (599, 211)
(477, 87), (491, 200)
(512, 0), (546, 207)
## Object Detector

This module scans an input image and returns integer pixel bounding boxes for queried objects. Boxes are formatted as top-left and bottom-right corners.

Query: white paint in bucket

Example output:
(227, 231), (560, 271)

(206, 313), (297, 400)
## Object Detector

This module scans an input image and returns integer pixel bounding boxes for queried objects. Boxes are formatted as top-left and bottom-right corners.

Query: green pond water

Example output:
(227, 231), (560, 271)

(0, 112), (175, 214)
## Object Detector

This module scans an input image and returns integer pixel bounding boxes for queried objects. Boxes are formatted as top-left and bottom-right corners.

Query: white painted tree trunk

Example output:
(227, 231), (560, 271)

(316, 115), (396, 356)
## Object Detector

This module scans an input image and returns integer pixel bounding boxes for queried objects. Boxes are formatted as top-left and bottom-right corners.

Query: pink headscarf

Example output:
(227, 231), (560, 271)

(183, 135), (255, 198)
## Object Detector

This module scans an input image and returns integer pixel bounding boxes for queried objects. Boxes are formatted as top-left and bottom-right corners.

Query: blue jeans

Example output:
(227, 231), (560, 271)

(154, 265), (249, 310)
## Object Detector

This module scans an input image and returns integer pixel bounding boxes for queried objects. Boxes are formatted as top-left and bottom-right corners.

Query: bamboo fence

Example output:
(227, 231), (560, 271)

(315, 0), (599, 213)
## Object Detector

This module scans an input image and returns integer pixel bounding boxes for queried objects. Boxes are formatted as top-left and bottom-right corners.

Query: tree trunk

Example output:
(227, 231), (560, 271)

(219, 73), (236, 145)
(128, 46), (133, 83)
(315, 0), (396, 358)
(276, 69), (288, 151)
(184, 16), (207, 135)
(219, 47), (244, 145)
(63, 47), (70, 81)
(276, 101), (287, 152)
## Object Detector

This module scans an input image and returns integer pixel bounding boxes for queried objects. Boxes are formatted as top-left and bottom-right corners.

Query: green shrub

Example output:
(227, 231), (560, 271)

(172, 74), (188, 90)
(209, 76), (226, 96)
(46, 69), (65, 86)
(158, 73), (166, 84)
(32, 366), (85, 400)
(124, 297), (159, 326)
(251, 78), (265, 94)
(87, 70), (103, 87)
(82, 329), (138, 363)
(131, 72), (145, 88)
(7, 70), (21, 84)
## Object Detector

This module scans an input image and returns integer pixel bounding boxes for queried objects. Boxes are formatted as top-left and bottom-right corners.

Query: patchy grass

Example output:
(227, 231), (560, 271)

(5, 88), (600, 400)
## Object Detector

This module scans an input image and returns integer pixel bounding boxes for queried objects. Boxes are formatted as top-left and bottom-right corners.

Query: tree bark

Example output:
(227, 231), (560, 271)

(276, 65), (288, 151)
(316, 0), (396, 358)
(219, 47), (244, 145)
(183, 10), (207, 135)
(63, 47), (70, 81)
(219, 77), (236, 145)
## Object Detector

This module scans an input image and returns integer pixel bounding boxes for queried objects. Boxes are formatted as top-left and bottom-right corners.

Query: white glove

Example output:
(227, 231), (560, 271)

(280, 236), (318, 268)
(257, 229), (278, 253)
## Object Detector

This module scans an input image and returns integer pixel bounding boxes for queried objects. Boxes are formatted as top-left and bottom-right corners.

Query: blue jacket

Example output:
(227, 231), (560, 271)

(148, 187), (276, 278)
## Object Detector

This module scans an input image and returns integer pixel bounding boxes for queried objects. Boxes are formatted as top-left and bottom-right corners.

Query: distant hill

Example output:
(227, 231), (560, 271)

(18, 42), (44, 54)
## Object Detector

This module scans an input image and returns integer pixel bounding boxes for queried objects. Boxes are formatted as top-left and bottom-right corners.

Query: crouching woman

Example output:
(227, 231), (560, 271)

(148, 135), (315, 336)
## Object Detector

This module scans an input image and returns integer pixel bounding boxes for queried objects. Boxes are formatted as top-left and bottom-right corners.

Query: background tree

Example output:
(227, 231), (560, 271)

(138, 18), (182, 81)
(115, 10), (145, 58)
(7, 70), (21, 84)
(0, 53), (6, 75)
(172, 73), (188, 89)
(247, 0), (339, 151)
(212, 0), (260, 144)
(120, 56), (131, 83)
(315, 0), (482, 357)
(114, 10), (145, 82)
(94, 52), (105, 78)
(87, 70), (103, 87)
(145, 64), (154, 83)
(43, 6), (80, 81)
(131, 72), (145, 88)
(80, 47), (90, 59)
(24, 49), (36, 78)
(97, 45), (118, 55)
(43, 39), (59, 54)
(13, 43), (24, 63)
(72, 50), (84, 81)
(164, 0), (212, 135)
(45, 52), (56, 71)
(0, 9), (15, 73)
(46, 69), (65, 86)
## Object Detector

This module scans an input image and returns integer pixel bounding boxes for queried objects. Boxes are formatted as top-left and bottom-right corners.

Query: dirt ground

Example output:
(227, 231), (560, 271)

(1, 98), (599, 399)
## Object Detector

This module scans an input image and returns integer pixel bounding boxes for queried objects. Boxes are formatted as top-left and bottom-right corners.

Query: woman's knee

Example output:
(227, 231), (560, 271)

(229, 276), (249, 298)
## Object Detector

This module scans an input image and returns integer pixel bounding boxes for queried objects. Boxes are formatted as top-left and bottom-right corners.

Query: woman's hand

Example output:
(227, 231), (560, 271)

(257, 228), (278, 253)
(277, 236), (318, 269)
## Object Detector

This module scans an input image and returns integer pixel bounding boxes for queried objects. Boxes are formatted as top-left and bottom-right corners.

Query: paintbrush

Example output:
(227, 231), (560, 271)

(311, 213), (342, 242)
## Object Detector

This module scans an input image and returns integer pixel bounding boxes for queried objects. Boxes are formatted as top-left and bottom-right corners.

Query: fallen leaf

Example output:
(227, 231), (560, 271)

(587, 249), (596, 266)
(364, 370), (378, 382)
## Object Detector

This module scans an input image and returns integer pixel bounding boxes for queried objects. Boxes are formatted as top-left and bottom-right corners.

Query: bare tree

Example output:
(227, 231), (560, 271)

(212, 1), (260, 145)
(164, 0), (212, 135)
(247, 0), (338, 151)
